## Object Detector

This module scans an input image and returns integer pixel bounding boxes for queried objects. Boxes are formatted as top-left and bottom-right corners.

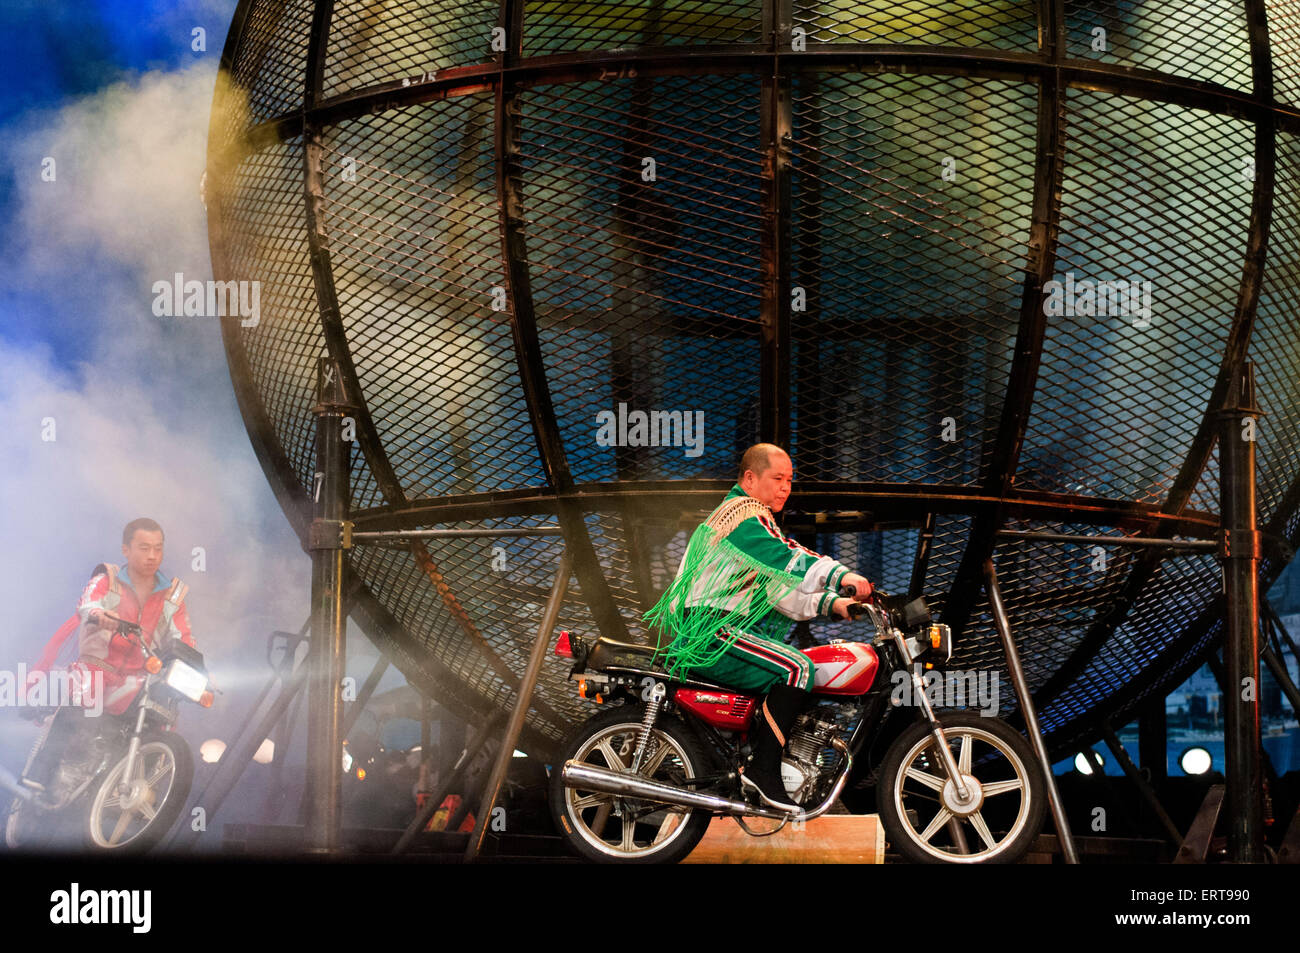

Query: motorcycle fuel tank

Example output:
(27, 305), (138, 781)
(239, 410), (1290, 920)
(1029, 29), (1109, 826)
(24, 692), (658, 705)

(804, 641), (879, 696)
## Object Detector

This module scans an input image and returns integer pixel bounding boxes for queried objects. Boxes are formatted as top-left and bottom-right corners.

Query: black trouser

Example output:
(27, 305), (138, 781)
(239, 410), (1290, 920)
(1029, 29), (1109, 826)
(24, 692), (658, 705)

(23, 707), (93, 788)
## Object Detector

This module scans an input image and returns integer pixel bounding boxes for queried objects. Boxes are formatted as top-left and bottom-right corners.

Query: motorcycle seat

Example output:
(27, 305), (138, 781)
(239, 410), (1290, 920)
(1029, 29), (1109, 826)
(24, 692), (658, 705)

(586, 637), (667, 674)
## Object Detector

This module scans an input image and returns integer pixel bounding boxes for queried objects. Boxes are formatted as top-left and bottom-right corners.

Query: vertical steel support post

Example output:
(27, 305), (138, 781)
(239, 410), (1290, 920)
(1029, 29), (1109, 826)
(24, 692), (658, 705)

(305, 357), (353, 853)
(465, 549), (572, 861)
(1217, 361), (1265, 863)
(984, 557), (1079, 864)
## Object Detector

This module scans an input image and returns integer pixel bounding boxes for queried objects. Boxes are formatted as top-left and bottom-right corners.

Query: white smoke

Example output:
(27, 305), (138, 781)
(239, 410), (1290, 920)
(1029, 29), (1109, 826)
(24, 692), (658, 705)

(0, 60), (330, 809)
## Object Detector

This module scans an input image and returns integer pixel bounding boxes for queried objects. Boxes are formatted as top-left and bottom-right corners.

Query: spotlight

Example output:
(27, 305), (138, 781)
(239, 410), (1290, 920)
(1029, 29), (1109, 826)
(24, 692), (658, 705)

(1074, 750), (1104, 775)
(1179, 746), (1212, 775)
(200, 739), (226, 764)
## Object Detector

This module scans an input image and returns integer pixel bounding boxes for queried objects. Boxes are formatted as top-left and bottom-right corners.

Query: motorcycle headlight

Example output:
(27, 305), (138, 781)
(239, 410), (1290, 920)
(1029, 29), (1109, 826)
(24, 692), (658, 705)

(162, 659), (208, 703)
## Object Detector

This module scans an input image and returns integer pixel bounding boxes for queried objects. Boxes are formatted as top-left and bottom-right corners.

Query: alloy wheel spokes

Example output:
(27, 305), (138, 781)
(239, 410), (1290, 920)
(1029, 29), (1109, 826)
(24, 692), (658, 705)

(904, 764), (946, 792)
(590, 801), (612, 837)
(572, 791), (612, 811)
(595, 738), (627, 772)
(108, 807), (134, 846)
(146, 756), (173, 789)
(982, 778), (1024, 798)
(639, 740), (672, 776)
(918, 806), (953, 843)
(968, 811), (998, 851)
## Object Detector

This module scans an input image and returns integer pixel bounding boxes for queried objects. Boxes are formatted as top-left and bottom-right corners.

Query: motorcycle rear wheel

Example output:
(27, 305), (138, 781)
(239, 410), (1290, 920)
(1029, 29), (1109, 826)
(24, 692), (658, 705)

(549, 704), (713, 864)
(83, 732), (193, 853)
(877, 712), (1046, 864)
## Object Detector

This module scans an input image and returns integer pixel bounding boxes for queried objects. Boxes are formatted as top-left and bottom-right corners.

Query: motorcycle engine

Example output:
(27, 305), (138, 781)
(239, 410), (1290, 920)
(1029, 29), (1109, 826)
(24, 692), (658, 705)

(780, 702), (861, 805)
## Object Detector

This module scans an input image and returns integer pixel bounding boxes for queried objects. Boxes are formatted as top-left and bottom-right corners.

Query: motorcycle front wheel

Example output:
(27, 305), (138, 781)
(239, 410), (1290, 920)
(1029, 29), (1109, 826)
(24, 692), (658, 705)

(877, 712), (1046, 864)
(549, 704), (713, 864)
(83, 732), (193, 853)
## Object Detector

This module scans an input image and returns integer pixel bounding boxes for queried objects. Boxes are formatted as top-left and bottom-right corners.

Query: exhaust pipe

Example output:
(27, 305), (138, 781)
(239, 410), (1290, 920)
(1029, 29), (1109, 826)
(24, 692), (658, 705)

(560, 737), (852, 823)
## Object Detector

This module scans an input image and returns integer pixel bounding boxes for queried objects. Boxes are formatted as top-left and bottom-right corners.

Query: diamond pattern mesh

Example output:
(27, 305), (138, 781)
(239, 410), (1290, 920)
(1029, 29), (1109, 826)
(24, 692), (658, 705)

(522, 0), (764, 54)
(792, 0), (1038, 49)
(1064, 0), (1252, 91)
(208, 0), (1300, 755)
(321, 99), (546, 502)
(1020, 90), (1252, 504)
(520, 75), (765, 483)
(789, 73), (1037, 486)
(324, 0), (500, 97)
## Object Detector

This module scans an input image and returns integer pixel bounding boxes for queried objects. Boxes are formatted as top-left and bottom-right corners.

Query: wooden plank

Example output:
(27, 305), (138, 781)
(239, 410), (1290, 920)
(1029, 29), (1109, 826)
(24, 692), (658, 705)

(683, 814), (884, 864)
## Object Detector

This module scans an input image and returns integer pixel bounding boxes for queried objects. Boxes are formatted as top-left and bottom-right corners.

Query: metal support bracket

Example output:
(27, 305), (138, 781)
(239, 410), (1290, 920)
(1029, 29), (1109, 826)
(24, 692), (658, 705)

(1219, 527), (1262, 560)
(308, 519), (353, 550)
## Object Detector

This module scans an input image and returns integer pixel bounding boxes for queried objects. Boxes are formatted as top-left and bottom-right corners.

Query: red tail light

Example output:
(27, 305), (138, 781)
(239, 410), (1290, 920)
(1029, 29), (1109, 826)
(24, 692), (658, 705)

(554, 630), (573, 658)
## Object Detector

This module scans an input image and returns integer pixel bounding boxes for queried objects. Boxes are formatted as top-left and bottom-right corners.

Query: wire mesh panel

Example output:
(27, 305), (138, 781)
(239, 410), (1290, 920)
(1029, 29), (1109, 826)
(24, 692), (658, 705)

(1021, 90), (1252, 504)
(519, 76), (765, 483)
(1064, 0), (1253, 91)
(522, 0), (765, 54)
(792, 0), (1039, 50)
(321, 99), (546, 501)
(227, 0), (315, 124)
(324, 0), (500, 98)
(1252, 128), (1300, 526)
(208, 0), (1300, 758)
(1270, 0), (1300, 105)
(788, 72), (1037, 486)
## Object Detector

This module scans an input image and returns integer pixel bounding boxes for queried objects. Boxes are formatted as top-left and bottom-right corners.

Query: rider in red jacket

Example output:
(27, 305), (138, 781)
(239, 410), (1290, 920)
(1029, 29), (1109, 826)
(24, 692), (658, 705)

(20, 518), (194, 795)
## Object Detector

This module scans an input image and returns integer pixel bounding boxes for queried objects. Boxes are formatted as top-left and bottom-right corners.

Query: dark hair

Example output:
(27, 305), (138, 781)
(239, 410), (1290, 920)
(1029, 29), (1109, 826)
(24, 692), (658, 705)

(737, 443), (787, 483)
(122, 518), (164, 546)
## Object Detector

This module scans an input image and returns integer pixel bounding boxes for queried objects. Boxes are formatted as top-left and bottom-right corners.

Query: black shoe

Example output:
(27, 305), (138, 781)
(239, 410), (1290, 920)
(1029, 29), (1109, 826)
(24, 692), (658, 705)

(741, 683), (809, 813)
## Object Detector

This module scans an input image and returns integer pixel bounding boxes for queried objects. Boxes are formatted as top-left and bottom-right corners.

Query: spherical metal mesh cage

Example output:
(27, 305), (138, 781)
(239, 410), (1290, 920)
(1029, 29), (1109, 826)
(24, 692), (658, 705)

(206, 0), (1300, 758)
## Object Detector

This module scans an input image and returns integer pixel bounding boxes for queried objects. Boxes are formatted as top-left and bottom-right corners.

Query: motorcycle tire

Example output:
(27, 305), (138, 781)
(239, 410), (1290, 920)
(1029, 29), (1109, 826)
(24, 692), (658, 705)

(877, 712), (1047, 864)
(549, 703), (714, 865)
(83, 731), (193, 854)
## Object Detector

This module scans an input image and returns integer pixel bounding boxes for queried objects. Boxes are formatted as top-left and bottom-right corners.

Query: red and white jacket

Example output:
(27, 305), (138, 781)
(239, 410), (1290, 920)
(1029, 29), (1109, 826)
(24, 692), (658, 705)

(35, 564), (194, 717)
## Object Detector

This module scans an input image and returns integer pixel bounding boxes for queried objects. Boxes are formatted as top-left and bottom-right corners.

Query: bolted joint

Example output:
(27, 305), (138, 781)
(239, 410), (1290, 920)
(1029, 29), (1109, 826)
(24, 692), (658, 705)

(309, 519), (353, 551)
(1218, 527), (1261, 561)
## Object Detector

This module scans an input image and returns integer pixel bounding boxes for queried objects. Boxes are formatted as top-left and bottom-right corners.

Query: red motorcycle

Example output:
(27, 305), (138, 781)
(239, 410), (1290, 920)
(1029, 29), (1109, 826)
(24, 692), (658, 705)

(4, 618), (214, 853)
(548, 591), (1046, 864)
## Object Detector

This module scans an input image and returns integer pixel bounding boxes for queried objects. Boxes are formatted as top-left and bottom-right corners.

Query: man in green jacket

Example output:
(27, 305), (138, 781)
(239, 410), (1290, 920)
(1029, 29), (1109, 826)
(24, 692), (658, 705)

(644, 443), (873, 811)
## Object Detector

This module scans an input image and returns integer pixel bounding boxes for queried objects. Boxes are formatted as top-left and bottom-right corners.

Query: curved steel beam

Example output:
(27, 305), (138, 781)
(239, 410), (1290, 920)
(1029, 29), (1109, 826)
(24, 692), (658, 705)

(301, 0), (583, 711)
(1028, 0), (1277, 716)
(941, 0), (1064, 635)
(760, 0), (793, 448)
(224, 41), (1300, 164)
(495, 0), (632, 642)
(345, 481), (1223, 541)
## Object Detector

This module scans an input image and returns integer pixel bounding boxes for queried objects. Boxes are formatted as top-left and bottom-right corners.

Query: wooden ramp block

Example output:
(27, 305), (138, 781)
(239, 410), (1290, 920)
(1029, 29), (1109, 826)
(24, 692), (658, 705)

(683, 814), (885, 864)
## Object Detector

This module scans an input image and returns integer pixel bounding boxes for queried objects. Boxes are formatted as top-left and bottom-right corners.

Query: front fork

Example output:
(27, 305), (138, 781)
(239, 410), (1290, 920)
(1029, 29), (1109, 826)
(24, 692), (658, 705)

(116, 707), (148, 796)
(891, 629), (971, 802)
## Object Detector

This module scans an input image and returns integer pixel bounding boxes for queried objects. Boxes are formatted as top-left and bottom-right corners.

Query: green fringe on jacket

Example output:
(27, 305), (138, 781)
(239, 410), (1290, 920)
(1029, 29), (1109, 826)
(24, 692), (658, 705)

(642, 521), (803, 677)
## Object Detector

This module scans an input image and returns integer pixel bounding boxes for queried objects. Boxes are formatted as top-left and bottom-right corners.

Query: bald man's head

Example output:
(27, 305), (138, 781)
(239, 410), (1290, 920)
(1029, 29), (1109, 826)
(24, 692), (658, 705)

(737, 443), (792, 511)
(737, 443), (789, 483)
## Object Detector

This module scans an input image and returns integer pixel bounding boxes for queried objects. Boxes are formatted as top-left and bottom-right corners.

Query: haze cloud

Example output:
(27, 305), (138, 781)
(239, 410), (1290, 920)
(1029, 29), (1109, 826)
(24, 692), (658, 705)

(0, 60), (376, 833)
